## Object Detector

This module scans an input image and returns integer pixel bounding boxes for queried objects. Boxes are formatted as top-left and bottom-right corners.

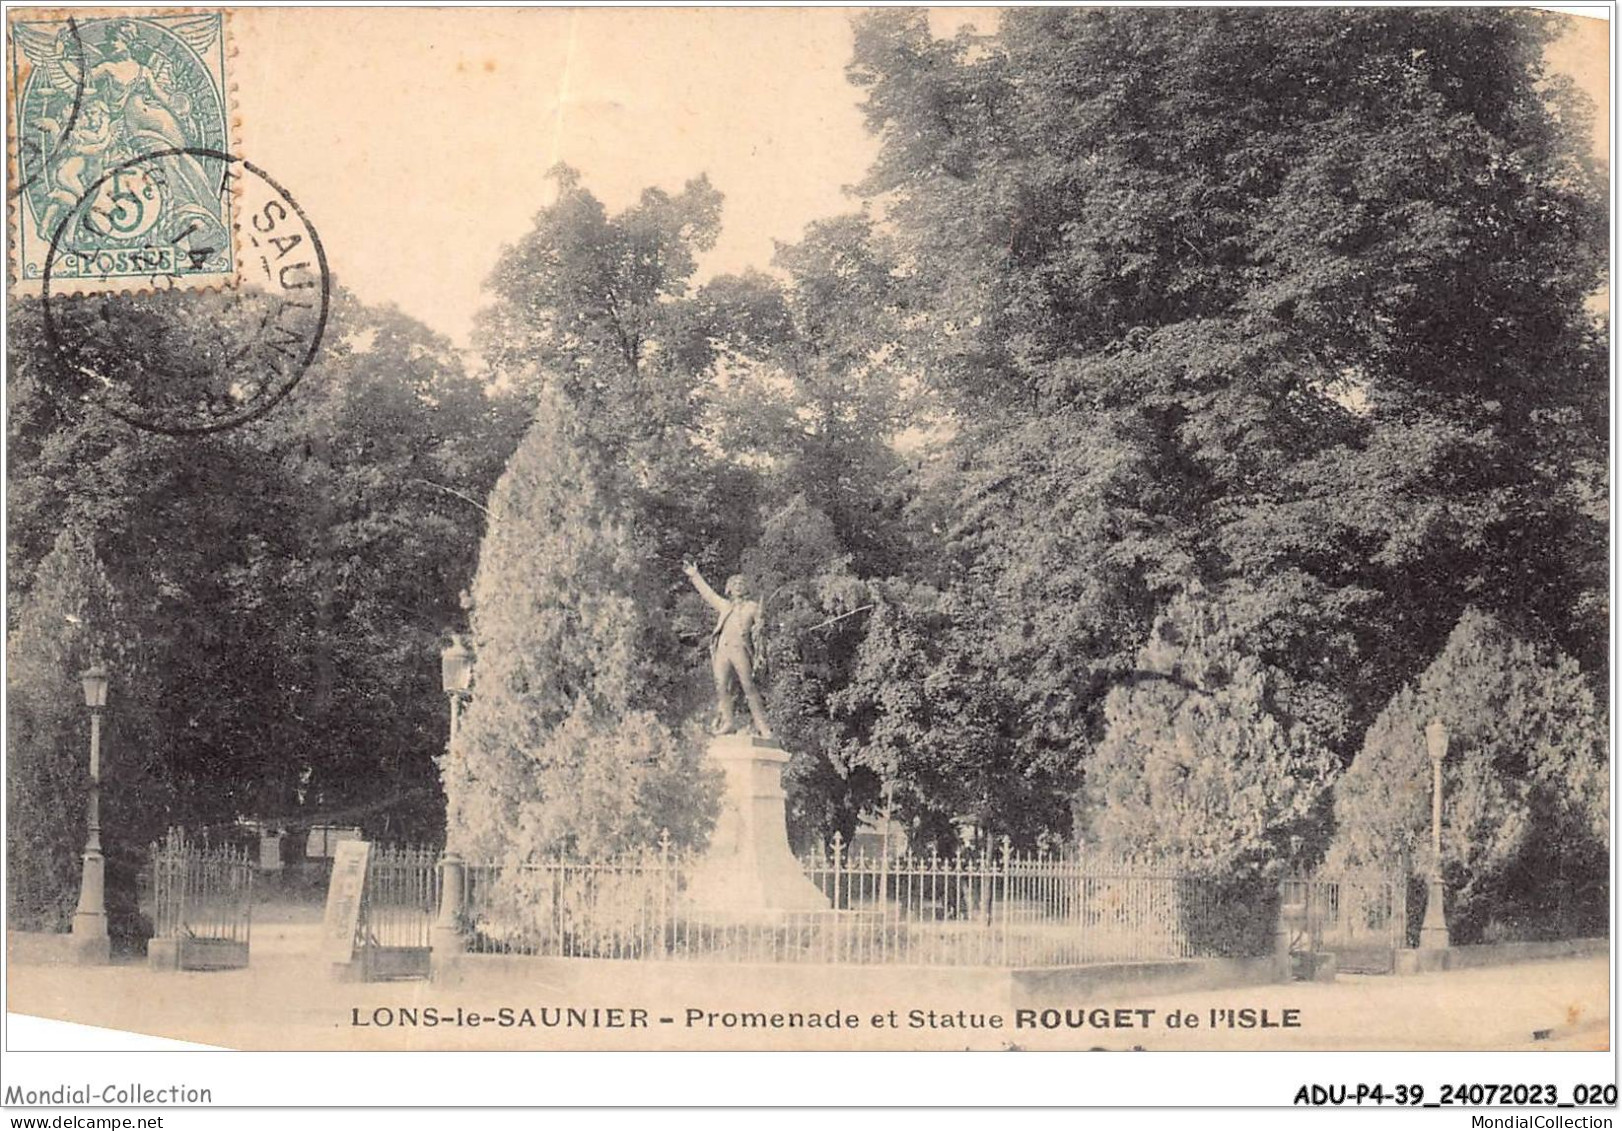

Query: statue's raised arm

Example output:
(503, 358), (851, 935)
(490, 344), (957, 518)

(684, 560), (773, 738)
(683, 560), (729, 613)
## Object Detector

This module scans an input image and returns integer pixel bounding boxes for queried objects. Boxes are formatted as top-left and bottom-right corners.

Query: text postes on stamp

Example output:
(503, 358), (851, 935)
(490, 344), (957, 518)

(10, 10), (233, 293)
(41, 150), (329, 435)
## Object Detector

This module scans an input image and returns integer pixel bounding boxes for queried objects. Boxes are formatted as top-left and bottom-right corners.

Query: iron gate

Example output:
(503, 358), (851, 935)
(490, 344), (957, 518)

(148, 828), (254, 970)
(1280, 870), (1407, 976)
(355, 844), (439, 979)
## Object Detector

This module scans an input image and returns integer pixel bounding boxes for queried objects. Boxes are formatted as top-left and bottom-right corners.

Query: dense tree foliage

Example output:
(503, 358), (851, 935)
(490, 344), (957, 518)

(838, 7), (1607, 859)
(425, 11), (1610, 870)
(1328, 609), (1608, 941)
(1082, 590), (1338, 873)
(7, 285), (512, 907)
(10, 11), (1606, 927)
(446, 392), (717, 860)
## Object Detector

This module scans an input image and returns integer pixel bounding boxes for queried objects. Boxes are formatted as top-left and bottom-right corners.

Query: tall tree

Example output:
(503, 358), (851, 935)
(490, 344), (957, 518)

(6, 529), (171, 938)
(1328, 608), (1608, 941)
(702, 214), (919, 577)
(847, 8), (1608, 801)
(1082, 589), (1339, 872)
(694, 216), (921, 842)
(456, 169), (757, 861)
(8, 287), (512, 856)
(477, 165), (758, 588)
(446, 391), (716, 861)
(463, 177), (931, 854)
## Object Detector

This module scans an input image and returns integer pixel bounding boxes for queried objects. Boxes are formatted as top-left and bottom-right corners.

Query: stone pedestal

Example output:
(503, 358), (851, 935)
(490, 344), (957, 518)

(62, 933), (110, 965)
(68, 848), (110, 965)
(1419, 876), (1450, 950)
(685, 734), (829, 915)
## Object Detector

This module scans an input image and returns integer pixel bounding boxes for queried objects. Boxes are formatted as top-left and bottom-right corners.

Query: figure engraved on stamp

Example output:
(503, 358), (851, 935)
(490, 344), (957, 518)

(8, 17), (86, 198)
(11, 11), (232, 290)
(683, 560), (773, 739)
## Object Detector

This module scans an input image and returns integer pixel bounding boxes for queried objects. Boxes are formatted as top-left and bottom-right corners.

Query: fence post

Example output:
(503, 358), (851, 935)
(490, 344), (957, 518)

(998, 836), (1012, 967)
(831, 831), (845, 912)
(658, 829), (673, 959)
(241, 845), (255, 947)
(172, 829), (188, 951)
(147, 839), (177, 971)
(148, 840), (163, 938)
(431, 851), (467, 980)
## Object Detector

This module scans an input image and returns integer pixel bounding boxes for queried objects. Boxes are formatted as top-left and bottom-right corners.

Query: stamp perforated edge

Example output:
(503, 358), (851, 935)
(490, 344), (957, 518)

(6, 6), (242, 300)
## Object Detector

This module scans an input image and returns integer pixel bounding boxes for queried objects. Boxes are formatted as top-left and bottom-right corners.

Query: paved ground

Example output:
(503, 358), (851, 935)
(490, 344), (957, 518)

(5, 917), (1609, 1052)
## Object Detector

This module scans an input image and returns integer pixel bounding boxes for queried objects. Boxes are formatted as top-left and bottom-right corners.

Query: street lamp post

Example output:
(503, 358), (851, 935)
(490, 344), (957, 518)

(1419, 717), (1451, 950)
(432, 637), (474, 970)
(440, 636), (473, 744)
(71, 664), (111, 964)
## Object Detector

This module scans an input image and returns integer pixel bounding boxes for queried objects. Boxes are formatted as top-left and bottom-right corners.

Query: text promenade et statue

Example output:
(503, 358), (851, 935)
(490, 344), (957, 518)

(682, 560), (773, 740)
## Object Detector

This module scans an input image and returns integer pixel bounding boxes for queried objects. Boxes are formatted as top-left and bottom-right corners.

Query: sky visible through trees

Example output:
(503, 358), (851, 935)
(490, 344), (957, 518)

(8, 8), (1608, 943)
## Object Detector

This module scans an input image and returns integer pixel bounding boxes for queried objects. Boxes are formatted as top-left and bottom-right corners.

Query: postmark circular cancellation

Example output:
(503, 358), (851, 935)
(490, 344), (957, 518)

(13, 11), (331, 434)
(40, 148), (331, 435)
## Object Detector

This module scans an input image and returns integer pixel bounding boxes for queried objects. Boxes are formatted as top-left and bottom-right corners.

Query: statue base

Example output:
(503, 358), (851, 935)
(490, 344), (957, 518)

(685, 733), (829, 915)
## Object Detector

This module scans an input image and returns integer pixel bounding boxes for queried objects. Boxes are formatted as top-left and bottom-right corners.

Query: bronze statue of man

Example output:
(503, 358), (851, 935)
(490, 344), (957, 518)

(683, 561), (773, 739)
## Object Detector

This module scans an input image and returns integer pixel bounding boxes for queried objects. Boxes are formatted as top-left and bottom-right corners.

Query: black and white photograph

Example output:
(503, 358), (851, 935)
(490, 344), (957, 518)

(1, 1), (1613, 1113)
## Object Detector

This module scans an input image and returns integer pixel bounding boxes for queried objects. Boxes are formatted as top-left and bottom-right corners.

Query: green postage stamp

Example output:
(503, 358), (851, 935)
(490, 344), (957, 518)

(9, 9), (234, 293)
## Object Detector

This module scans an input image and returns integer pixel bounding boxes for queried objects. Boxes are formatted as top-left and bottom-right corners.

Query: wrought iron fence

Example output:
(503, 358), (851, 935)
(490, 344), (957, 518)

(359, 844), (440, 950)
(1279, 869), (1407, 973)
(149, 828), (254, 944)
(451, 833), (1279, 967)
(299, 837), (1417, 973)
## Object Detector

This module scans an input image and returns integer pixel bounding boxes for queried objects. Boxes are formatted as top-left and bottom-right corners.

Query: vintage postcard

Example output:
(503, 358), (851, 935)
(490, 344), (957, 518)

(2, 2), (1613, 1109)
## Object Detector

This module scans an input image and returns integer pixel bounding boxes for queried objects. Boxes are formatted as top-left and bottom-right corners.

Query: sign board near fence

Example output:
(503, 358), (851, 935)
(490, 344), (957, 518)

(320, 840), (372, 964)
(306, 825), (365, 859)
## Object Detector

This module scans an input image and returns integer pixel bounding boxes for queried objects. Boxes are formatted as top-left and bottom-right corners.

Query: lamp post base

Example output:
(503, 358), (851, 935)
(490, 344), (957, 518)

(65, 921), (110, 965)
(1418, 877), (1450, 950)
(69, 847), (110, 963)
